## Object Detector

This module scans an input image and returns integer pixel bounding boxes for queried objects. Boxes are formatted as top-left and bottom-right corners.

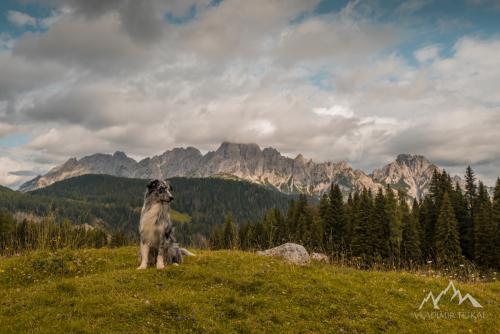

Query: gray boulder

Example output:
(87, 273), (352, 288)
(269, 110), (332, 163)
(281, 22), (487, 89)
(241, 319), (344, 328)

(310, 252), (329, 263)
(257, 243), (310, 264)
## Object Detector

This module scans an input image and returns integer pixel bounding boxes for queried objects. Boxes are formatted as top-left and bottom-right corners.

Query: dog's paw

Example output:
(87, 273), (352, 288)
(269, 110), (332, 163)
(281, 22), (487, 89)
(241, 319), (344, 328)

(137, 265), (147, 270)
(156, 263), (165, 270)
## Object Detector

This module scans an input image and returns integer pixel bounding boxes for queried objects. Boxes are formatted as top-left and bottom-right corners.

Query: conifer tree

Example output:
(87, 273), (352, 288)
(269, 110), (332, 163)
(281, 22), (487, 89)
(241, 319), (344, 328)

(418, 197), (434, 260)
(474, 182), (495, 267)
(463, 166), (477, 259)
(223, 214), (238, 249)
(309, 214), (324, 252)
(351, 189), (373, 262)
(329, 184), (346, 254)
(385, 186), (402, 265)
(343, 193), (354, 249)
(209, 225), (224, 249)
(319, 193), (333, 250)
(435, 192), (462, 266)
(238, 222), (252, 250)
(492, 178), (500, 269)
(450, 182), (470, 259)
(262, 209), (277, 249)
(370, 188), (390, 259)
(401, 198), (421, 264)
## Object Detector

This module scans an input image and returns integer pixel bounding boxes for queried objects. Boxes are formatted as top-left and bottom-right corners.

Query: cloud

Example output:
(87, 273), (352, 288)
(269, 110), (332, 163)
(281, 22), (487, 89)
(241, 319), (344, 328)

(7, 10), (37, 27)
(0, 0), (500, 186)
(12, 14), (151, 73)
(414, 45), (440, 63)
(313, 105), (354, 118)
(0, 123), (17, 138)
(0, 156), (33, 187)
(8, 170), (38, 176)
(0, 52), (67, 100)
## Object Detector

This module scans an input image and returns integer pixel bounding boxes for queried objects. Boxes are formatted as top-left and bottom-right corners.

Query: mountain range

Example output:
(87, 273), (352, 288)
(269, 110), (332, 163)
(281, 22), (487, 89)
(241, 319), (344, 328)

(19, 142), (452, 199)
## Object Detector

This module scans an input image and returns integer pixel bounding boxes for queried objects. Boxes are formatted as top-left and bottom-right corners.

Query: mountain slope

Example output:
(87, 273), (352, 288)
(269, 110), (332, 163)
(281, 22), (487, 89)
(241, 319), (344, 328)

(4, 175), (295, 238)
(19, 142), (462, 199)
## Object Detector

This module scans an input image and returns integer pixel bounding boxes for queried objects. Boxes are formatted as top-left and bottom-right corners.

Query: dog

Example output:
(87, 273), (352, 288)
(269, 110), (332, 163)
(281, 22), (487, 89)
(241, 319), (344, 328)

(137, 179), (195, 269)
(137, 179), (174, 270)
(164, 227), (196, 265)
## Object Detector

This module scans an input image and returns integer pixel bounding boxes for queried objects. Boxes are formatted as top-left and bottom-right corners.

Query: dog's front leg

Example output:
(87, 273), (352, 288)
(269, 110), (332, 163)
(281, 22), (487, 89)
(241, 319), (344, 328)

(156, 243), (165, 269)
(137, 241), (149, 270)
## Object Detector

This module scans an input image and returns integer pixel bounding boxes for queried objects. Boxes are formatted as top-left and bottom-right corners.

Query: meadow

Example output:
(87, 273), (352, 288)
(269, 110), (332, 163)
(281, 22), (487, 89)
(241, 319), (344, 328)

(1, 247), (498, 333)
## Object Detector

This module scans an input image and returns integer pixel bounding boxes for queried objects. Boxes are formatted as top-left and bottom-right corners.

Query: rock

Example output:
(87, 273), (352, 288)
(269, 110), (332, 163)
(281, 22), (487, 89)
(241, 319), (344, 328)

(19, 142), (464, 200)
(257, 243), (310, 264)
(310, 252), (329, 263)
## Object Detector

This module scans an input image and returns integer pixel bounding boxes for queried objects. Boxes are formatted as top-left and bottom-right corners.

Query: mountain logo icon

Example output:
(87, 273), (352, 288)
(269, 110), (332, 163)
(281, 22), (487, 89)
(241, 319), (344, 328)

(418, 281), (483, 310)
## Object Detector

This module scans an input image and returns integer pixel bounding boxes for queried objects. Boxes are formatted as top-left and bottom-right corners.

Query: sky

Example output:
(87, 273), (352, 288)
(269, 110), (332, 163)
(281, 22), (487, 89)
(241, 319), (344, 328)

(0, 0), (500, 188)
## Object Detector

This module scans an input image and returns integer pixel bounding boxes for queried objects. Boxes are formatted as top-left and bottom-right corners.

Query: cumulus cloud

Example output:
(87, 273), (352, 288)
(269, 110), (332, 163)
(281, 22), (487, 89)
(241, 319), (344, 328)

(7, 10), (37, 27)
(1, 0), (500, 187)
(0, 156), (34, 186)
(414, 45), (440, 63)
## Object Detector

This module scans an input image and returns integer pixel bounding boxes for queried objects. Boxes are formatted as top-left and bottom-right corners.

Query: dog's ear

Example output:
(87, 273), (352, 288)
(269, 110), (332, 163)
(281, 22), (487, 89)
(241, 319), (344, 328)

(147, 179), (159, 191)
(164, 179), (173, 192)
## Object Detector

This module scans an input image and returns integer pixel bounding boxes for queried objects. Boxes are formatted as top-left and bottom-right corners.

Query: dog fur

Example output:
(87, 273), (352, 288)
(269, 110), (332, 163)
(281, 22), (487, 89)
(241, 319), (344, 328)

(137, 179), (174, 269)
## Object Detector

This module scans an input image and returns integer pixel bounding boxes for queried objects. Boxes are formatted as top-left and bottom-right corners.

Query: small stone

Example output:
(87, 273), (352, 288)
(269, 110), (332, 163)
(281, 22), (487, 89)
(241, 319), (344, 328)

(310, 252), (329, 263)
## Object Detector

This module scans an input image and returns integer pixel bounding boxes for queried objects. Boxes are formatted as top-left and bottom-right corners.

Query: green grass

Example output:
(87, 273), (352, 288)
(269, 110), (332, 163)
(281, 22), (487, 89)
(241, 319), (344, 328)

(170, 210), (191, 224)
(0, 248), (498, 333)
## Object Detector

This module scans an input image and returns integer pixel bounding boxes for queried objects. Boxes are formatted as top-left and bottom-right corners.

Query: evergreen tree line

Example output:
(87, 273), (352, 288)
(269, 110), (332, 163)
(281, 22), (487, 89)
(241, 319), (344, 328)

(209, 167), (500, 270)
(0, 212), (131, 256)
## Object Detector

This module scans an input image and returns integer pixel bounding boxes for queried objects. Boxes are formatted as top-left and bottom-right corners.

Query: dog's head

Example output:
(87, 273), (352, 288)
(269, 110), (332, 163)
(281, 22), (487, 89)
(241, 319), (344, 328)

(145, 179), (174, 204)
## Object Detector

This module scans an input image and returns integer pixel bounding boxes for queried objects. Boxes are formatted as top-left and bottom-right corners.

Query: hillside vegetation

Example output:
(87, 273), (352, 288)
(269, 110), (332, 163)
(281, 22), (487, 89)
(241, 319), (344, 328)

(0, 247), (498, 333)
(1, 175), (295, 236)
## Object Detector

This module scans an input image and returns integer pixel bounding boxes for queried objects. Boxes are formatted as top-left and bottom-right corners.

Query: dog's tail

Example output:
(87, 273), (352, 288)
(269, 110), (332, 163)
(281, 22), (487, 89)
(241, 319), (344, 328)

(180, 248), (196, 257)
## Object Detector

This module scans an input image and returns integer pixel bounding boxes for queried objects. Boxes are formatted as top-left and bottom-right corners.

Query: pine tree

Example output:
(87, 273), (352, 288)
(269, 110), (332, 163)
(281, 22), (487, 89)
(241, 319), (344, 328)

(329, 184), (346, 254)
(271, 208), (285, 246)
(351, 189), (373, 262)
(370, 188), (389, 259)
(319, 193), (333, 251)
(309, 214), (324, 252)
(450, 182), (470, 260)
(385, 186), (402, 265)
(473, 182), (495, 267)
(223, 214), (238, 249)
(434, 192), (462, 266)
(401, 198), (421, 265)
(492, 178), (500, 269)
(209, 225), (224, 249)
(419, 197), (434, 261)
(343, 193), (354, 249)
(463, 166), (477, 259)
(0, 211), (16, 254)
(262, 209), (277, 249)
(238, 222), (252, 250)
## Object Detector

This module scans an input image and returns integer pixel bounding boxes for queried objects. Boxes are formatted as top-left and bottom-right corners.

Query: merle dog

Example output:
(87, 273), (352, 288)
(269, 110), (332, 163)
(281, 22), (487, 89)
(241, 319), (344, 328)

(137, 179), (194, 269)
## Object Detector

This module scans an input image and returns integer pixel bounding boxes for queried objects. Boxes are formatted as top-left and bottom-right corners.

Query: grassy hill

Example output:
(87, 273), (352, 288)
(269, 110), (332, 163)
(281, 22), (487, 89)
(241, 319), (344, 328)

(0, 247), (498, 333)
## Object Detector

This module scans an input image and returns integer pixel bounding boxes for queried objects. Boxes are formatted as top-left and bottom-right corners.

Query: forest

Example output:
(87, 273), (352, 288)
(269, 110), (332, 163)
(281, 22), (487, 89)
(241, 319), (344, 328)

(210, 167), (500, 271)
(0, 174), (294, 253)
(1, 168), (499, 271)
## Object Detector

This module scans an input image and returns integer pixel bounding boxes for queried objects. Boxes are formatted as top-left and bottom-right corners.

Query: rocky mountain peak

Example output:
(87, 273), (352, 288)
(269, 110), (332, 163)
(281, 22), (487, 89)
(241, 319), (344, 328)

(113, 151), (128, 159)
(18, 142), (448, 200)
(215, 142), (262, 159)
(372, 154), (439, 199)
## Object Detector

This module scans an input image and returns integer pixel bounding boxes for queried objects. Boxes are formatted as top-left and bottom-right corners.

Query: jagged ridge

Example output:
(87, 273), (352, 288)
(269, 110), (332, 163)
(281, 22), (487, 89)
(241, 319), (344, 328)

(19, 142), (446, 198)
